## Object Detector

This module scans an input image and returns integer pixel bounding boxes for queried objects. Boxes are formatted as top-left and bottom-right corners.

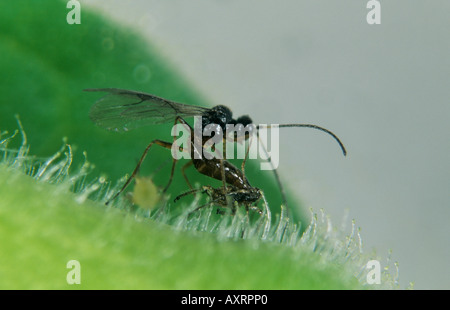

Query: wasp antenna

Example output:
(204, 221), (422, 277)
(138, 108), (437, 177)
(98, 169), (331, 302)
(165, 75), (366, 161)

(256, 124), (347, 156)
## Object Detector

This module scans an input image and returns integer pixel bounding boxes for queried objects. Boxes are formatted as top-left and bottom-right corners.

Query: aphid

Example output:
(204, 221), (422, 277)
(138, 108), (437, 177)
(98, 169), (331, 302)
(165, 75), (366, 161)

(174, 185), (264, 215)
(131, 176), (160, 211)
(86, 88), (346, 214)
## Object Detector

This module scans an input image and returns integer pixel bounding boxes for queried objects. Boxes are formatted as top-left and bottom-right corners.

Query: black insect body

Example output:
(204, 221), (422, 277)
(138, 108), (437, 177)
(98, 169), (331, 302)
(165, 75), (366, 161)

(86, 88), (264, 211)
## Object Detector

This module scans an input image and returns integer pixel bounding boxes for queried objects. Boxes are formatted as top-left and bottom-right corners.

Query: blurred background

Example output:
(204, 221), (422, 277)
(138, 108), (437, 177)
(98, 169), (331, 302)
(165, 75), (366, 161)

(82, 0), (449, 289)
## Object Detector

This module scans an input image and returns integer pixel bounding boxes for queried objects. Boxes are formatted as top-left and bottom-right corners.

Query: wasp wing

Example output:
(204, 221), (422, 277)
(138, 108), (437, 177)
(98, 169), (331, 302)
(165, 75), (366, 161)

(86, 88), (210, 132)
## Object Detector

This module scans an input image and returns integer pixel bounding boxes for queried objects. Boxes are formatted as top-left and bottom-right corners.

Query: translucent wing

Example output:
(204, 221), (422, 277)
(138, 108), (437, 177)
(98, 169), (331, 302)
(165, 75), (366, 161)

(86, 88), (210, 132)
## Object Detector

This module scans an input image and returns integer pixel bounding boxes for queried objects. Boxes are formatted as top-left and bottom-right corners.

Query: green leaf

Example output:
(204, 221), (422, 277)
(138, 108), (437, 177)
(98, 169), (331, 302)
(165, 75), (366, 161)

(0, 165), (361, 289)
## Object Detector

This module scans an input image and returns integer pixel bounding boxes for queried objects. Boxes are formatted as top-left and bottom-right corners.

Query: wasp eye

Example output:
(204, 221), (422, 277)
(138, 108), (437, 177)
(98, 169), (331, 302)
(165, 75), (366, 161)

(236, 115), (252, 126)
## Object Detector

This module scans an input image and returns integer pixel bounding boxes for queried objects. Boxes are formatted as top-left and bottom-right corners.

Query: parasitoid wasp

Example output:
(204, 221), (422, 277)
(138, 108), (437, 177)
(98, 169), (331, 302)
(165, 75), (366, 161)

(86, 88), (347, 215)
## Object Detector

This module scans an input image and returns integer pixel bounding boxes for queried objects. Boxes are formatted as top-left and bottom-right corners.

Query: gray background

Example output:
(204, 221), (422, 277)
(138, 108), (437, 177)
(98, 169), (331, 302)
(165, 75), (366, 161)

(84, 0), (450, 289)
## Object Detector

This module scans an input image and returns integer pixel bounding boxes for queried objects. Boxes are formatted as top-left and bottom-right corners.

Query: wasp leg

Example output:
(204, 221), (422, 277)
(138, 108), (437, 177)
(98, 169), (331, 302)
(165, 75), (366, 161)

(219, 158), (233, 208)
(181, 161), (194, 189)
(240, 130), (255, 185)
(162, 116), (195, 195)
(106, 139), (172, 205)
(173, 187), (202, 203)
